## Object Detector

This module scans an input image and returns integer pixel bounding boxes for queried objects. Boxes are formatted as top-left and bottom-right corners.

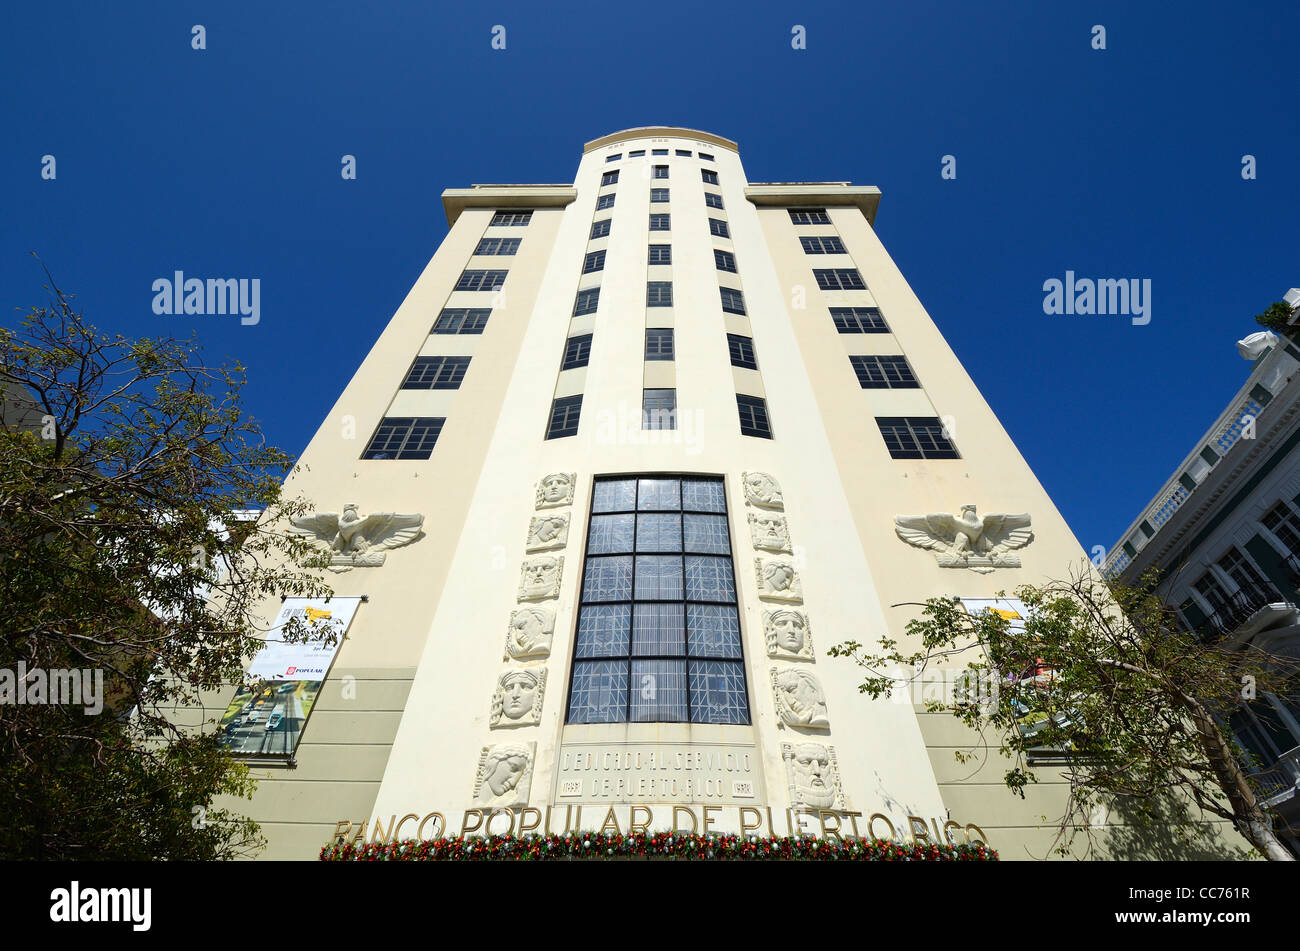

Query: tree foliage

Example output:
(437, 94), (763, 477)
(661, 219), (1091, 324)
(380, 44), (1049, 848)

(1254, 301), (1295, 332)
(0, 266), (330, 859)
(828, 569), (1298, 860)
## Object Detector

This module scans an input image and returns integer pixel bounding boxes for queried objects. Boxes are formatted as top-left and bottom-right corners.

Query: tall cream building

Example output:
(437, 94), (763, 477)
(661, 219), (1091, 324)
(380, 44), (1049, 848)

(201, 127), (1246, 860)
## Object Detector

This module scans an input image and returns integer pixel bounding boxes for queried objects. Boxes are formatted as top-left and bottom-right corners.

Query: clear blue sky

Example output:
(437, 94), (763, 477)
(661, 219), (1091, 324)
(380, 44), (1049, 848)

(3, 1), (1297, 554)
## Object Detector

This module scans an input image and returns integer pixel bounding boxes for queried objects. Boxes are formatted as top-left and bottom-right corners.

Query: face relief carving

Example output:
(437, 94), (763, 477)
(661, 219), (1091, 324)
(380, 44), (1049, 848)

(771, 668), (829, 729)
(505, 607), (554, 661)
(474, 742), (535, 807)
(783, 742), (841, 810)
(755, 557), (802, 602)
(526, 513), (569, 552)
(764, 609), (813, 659)
(518, 555), (563, 601)
(536, 472), (576, 509)
(748, 511), (791, 553)
(742, 471), (783, 509)
(491, 668), (546, 727)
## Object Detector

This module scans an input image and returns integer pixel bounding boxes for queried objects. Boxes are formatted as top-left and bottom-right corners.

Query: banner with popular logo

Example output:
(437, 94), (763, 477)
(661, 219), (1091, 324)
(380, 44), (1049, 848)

(217, 597), (362, 758)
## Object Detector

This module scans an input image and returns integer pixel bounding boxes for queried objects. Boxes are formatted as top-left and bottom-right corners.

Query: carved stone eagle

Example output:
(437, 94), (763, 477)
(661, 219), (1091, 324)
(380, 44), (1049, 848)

(894, 505), (1032, 573)
(287, 503), (424, 572)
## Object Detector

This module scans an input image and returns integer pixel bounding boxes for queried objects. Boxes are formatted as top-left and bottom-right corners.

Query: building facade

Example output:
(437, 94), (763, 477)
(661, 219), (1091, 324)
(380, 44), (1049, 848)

(1107, 316), (1300, 855)
(194, 127), (1247, 859)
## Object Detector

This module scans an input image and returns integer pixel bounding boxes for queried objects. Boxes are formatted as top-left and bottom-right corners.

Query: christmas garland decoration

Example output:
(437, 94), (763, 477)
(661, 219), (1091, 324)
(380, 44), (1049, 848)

(320, 832), (997, 861)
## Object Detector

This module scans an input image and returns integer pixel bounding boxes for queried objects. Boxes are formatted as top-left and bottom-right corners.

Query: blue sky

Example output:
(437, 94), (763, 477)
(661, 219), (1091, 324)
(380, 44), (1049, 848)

(3, 1), (1297, 554)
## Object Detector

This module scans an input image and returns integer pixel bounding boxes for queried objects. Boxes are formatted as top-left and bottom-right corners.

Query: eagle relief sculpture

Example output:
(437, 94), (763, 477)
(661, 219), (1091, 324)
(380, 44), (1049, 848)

(287, 503), (425, 572)
(893, 504), (1032, 573)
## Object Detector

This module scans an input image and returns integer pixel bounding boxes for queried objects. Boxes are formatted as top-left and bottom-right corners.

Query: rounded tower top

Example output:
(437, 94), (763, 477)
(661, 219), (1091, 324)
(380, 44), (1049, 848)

(583, 126), (738, 154)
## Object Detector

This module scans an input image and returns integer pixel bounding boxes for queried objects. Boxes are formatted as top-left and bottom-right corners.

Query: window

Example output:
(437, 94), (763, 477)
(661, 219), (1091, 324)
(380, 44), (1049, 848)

(719, 287), (746, 315)
(1218, 548), (1271, 595)
(676, 149), (692, 157)
(876, 417), (959, 459)
(831, 306), (888, 333)
(454, 269), (507, 292)
(629, 149), (645, 157)
(563, 334), (593, 370)
(813, 268), (866, 291)
(799, 236), (846, 254)
(1263, 502), (1300, 555)
(714, 249), (737, 273)
(362, 417), (444, 460)
(583, 250), (606, 273)
(649, 214), (671, 231)
(643, 389), (677, 430)
(1194, 573), (1230, 613)
(698, 152), (714, 162)
(647, 282), (674, 307)
(474, 237), (521, 256)
(606, 153), (622, 163)
(645, 328), (674, 361)
(602, 170), (619, 186)
(401, 355), (470, 390)
(736, 395), (772, 438)
(648, 244), (672, 265)
(590, 219), (611, 239)
(650, 188), (670, 202)
(547, 396), (583, 439)
(566, 475), (749, 725)
(432, 308), (490, 334)
(596, 194), (615, 210)
(850, 355), (919, 389)
(704, 192), (724, 209)
(574, 287), (600, 316)
(652, 148), (668, 155)
(727, 334), (757, 370)
(490, 210), (532, 226)
(653, 165), (669, 180)
(701, 170), (719, 185)
(709, 218), (730, 238)
(788, 208), (829, 225)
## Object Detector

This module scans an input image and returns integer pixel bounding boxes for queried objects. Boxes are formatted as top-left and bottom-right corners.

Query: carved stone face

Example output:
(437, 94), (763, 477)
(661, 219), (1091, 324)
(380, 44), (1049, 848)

(756, 558), (801, 602)
(483, 747), (529, 796)
(742, 471), (783, 508)
(526, 513), (569, 551)
(767, 610), (808, 655)
(749, 511), (790, 551)
(507, 607), (553, 660)
(789, 743), (836, 808)
(536, 473), (576, 508)
(504, 673), (536, 718)
(774, 669), (828, 728)
(519, 555), (563, 601)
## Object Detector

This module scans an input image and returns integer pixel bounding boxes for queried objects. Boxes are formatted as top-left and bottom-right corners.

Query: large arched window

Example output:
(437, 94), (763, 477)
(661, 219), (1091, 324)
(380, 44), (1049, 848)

(566, 476), (750, 725)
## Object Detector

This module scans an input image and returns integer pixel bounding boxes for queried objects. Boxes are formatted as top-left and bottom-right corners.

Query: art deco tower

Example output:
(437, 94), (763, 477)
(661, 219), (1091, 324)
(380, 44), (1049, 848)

(211, 127), (1154, 859)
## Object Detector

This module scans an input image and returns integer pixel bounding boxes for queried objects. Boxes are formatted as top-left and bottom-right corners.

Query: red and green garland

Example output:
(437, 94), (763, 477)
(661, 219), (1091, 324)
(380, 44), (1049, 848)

(321, 831), (997, 861)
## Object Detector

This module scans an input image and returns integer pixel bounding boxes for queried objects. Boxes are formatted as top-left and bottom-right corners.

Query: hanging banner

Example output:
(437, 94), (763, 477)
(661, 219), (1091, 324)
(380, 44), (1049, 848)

(217, 597), (362, 758)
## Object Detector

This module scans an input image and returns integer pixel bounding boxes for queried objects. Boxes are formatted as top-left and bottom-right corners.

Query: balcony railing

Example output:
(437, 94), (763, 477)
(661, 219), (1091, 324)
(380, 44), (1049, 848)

(1248, 746), (1300, 805)
(1196, 581), (1286, 643)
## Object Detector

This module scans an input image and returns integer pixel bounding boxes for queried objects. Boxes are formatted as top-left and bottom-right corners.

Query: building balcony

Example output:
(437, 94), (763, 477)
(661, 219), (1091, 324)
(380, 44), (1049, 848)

(1198, 582), (1295, 644)
(1248, 745), (1300, 808)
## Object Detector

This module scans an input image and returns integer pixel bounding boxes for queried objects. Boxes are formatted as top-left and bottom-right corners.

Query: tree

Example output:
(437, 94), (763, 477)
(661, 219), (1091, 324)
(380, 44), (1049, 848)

(0, 264), (331, 859)
(827, 569), (1299, 861)
(1254, 301), (1296, 332)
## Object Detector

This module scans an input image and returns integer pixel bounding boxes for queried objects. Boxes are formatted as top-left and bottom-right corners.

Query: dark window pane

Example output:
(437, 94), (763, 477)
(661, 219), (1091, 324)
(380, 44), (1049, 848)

(632, 603), (686, 656)
(689, 660), (749, 724)
(568, 660), (629, 723)
(683, 514), (730, 554)
(592, 479), (637, 513)
(630, 660), (688, 722)
(588, 514), (635, 554)
(634, 555), (684, 600)
(583, 555), (634, 601)
(636, 513), (682, 552)
(574, 605), (632, 658)
(637, 478), (681, 510)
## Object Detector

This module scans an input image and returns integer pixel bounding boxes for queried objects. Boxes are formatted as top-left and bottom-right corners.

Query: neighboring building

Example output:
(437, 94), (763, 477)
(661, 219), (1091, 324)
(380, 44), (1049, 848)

(1106, 309), (1300, 855)
(192, 127), (1246, 859)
